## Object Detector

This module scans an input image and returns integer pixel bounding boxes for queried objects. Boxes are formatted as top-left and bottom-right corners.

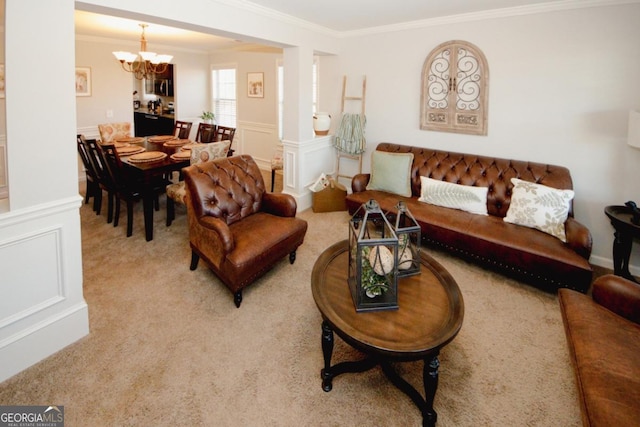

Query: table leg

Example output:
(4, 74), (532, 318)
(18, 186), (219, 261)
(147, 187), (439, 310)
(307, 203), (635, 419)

(321, 321), (334, 392)
(142, 192), (154, 242)
(423, 355), (440, 427)
(613, 230), (638, 282)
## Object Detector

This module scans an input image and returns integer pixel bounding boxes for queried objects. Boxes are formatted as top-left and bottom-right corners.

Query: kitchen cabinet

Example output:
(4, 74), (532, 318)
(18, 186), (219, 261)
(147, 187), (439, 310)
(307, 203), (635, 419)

(134, 112), (175, 137)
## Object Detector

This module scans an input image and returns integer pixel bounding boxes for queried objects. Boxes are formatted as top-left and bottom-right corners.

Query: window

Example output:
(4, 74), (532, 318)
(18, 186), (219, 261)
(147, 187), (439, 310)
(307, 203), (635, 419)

(212, 66), (237, 127)
(421, 40), (489, 136)
(277, 57), (318, 140)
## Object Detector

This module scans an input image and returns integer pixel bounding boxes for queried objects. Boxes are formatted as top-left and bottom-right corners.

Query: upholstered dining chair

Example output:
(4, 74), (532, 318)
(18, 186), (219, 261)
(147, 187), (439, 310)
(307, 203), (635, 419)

(214, 126), (236, 156)
(98, 122), (132, 143)
(165, 141), (230, 226)
(173, 120), (193, 139)
(195, 122), (217, 143)
(183, 155), (308, 307)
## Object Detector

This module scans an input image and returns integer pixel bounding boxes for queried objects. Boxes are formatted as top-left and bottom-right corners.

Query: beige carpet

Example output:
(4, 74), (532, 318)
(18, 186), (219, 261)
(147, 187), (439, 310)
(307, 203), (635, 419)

(0, 180), (582, 426)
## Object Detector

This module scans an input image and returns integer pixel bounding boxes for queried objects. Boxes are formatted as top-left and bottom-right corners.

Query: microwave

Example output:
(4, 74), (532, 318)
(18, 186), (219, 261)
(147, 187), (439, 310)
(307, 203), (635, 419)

(153, 78), (173, 97)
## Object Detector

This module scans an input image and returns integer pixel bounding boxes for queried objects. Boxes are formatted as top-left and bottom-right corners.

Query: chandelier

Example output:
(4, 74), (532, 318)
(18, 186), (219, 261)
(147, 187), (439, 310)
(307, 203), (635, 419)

(112, 24), (173, 81)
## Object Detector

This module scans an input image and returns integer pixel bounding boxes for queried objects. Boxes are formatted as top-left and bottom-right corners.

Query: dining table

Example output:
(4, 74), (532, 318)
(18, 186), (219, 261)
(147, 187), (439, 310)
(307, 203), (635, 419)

(118, 135), (193, 241)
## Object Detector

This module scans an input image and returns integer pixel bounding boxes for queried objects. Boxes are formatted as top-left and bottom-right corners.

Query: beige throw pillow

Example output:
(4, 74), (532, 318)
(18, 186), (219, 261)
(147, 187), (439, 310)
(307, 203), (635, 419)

(503, 178), (574, 242)
(418, 176), (488, 215)
(366, 151), (414, 197)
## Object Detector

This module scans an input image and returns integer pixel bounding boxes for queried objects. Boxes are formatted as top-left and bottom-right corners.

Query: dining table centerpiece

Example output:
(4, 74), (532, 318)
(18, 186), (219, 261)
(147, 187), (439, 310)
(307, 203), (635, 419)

(348, 199), (399, 312)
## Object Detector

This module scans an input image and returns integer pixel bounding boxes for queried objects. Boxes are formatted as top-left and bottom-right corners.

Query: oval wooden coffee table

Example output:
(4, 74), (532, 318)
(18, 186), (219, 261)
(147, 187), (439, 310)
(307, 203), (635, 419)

(311, 240), (464, 427)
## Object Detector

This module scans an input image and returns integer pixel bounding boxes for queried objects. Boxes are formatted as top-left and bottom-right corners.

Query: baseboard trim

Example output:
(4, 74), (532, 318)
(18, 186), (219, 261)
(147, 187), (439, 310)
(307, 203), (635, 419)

(0, 302), (89, 383)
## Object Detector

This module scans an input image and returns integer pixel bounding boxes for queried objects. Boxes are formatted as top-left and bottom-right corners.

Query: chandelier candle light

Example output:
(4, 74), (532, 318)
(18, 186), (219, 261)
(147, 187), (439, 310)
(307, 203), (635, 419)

(113, 24), (173, 81)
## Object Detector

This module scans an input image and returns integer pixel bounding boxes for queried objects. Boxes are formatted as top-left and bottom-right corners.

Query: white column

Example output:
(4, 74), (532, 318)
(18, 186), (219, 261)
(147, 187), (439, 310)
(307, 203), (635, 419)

(281, 46), (336, 210)
(0, 0), (89, 382)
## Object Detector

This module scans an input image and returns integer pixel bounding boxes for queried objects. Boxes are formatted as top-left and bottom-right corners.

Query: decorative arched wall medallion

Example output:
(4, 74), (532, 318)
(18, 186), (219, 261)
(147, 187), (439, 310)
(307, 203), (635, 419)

(421, 40), (489, 136)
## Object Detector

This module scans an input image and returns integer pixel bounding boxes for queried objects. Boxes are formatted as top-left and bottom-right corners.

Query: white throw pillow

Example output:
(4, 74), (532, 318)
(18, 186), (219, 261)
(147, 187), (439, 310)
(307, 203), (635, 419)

(418, 176), (488, 215)
(366, 151), (414, 197)
(503, 178), (574, 242)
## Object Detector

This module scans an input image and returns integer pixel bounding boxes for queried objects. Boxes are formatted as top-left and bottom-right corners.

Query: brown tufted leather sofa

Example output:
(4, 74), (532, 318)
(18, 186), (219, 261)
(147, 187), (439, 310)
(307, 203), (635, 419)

(559, 275), (640, 426)
(346, 143), (593, 292)
(183, 155), (308, 307)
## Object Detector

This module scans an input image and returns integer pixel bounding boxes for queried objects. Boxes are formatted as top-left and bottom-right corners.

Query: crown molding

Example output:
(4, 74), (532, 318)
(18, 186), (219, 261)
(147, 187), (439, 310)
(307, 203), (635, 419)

(75, 34), (214, 55)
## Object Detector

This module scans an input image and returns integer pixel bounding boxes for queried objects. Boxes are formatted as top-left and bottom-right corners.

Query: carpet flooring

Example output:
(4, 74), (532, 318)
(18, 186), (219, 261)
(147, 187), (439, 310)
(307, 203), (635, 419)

(0, 177), (583, 426)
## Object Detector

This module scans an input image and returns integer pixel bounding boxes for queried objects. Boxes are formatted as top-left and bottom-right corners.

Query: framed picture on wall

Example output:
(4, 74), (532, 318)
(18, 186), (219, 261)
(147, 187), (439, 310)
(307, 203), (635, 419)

(247, 72), (264, 98)
(75, 67), (92, 97)
(0, 64), (5, 98)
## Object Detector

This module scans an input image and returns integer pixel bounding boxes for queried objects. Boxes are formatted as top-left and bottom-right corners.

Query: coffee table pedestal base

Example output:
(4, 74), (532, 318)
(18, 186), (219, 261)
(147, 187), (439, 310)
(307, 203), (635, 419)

(321, 321), (439, 427)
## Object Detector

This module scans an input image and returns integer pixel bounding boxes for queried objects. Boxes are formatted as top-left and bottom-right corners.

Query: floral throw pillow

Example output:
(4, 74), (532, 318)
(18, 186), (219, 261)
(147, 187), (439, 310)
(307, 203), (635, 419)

(190, 141), (230, 165)
(503, 178), (574, 242)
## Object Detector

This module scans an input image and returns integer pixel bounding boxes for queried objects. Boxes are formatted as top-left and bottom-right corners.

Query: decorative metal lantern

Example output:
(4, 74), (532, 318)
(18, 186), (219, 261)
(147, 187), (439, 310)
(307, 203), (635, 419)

(348, 199), (399, 312)
(390, 201), (422, 277)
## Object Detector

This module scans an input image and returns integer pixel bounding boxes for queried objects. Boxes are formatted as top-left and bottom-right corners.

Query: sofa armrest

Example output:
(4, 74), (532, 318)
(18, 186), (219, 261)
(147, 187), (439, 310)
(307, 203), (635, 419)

(564, 217), (593, 259)
(199, 216), (235, 253)
(351, 173), (371, 193)
(262, 192), (297, 217)
(592, 274), (640, 324)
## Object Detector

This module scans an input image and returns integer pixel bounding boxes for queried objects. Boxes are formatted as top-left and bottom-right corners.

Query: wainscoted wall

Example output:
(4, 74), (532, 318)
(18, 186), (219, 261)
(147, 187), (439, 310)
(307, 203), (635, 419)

(0, 197), (89, 382)
(0, 135), (7, 201)
(283, 135), (334, 211)
(237, 121), (278, 170)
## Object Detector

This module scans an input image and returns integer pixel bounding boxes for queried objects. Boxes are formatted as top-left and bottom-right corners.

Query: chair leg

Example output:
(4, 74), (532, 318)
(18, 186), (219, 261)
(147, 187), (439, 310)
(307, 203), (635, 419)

(126, 200), (134, 237)
(154, 195), (160, 211)
(234, 290), (243, 308)
(289, 251), (296, 264)
(106, 192), (114, 224)
(271, 169), (276, 192)
(94, 190), (103, 215)
(189, 251), (200, 270)
(113, 198), (121, 227)
(166, 197), (175, 226)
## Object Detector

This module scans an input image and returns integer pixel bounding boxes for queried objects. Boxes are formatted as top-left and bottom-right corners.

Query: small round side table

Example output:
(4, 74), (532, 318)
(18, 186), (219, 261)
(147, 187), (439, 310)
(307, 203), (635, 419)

(604, 205), (640, 283)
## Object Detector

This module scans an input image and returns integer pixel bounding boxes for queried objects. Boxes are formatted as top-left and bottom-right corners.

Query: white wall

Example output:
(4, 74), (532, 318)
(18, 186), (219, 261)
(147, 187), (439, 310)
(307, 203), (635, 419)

(322, 3), (640, 273)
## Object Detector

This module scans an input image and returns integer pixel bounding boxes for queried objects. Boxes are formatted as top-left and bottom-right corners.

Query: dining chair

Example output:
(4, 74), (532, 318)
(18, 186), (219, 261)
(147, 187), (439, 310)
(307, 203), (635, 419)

(98, 122), (132, 143)
(195, 122), (217, 143)
(100, 144), (169, 237)
(214, 126), (236, 156)
(77, 134), (99, 206)
(165, 140), (231, 226)
(85, 137), (117, 222)
(173, 120), (193, 139)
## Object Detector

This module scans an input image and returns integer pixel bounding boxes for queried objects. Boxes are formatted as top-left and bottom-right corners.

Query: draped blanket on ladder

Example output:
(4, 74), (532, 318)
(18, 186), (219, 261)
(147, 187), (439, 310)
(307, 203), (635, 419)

(333, 113), (366, 155)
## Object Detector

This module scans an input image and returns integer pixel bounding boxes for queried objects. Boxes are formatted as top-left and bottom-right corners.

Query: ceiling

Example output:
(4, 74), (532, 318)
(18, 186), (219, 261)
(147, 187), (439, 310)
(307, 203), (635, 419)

(75, 0), (572, 53)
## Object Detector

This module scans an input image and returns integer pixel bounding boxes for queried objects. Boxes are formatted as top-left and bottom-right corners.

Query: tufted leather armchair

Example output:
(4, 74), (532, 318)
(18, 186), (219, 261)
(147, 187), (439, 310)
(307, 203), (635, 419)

(183, 155), (308, 307)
